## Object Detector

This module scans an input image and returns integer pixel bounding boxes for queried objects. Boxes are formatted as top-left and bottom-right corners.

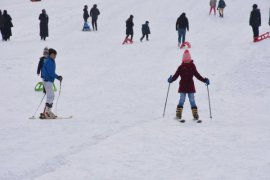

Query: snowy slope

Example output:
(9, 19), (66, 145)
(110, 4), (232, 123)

(0, 0), (270, 179)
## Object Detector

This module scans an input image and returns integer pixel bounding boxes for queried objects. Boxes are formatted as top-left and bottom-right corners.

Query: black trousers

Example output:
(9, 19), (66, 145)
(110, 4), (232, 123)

(92, 18), (97, 30)
(140, 34), (149, 40)
(0, 28), (4, 40)
(252, 26), (259, 37)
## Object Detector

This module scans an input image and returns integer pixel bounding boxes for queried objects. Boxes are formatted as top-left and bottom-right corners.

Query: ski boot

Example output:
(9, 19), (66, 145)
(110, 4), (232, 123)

(191, 107), (199, 120)
(176, 106), (183, 119)
(40, 103), (57, 119)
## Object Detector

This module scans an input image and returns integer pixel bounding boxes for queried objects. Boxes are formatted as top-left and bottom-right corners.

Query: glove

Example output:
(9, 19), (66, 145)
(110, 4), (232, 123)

(167, 75), (173, 83)
(205, 78), (210, 86)
(57, 76), (63, 82)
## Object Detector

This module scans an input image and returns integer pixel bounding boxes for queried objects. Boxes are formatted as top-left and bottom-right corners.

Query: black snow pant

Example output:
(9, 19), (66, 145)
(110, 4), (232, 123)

(92, 18), (97, 30)
(0, 28), (4, 40)
(252, 26), (259, 37)
(140, 34), (149, 41)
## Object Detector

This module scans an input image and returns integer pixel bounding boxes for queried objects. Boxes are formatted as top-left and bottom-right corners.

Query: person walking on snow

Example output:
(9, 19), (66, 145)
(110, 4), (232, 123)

(269, 9), (270, 26)
(40, 48), (63, 119)
(39, 9), (49, 40)
(209, 0), (217, 15)
(83, 5), (90, 23)
(176, 13), (189, 47)
(2, 10), (13, 41)
(140, 21), (150, 42)
(249, 4), (261, 42)
(217, 0), (226, 18)
(90, 4), (100, 31)
(124, 15), (134, 43)
(0, 10), (5, 41)
(167, 50), (210, 120)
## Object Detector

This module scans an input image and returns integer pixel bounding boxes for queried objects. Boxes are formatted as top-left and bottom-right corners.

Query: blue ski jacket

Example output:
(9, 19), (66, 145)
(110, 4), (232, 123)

(41, 57), (58, 83)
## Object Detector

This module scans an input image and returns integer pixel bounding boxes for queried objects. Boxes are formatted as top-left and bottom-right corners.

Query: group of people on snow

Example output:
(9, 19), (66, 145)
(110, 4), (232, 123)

(123, 15), (151, 44)
(13, 1), (267, 120)
(209, 0), (226, 17)
(0, 10), (13, 41)
(83, 4), (100, 31)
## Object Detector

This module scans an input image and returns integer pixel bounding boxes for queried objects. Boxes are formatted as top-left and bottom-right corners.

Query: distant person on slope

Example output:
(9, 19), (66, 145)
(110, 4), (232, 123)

(167, 50), (210, 120)
(209, 0), (217, 15)
(37, 47), (49, 76)
(217, 0), (226, 18)
(90, 4), (100, 31)
(176, 13), (189, 47)
(39, 9), (49, 40)
(249, 4), (261, 42)
(124, 15), (134, 43)
(40, 48), (63, 119)
(83, 5), (90, 23)
(269, 9), (270, 26)
(37, 47), (49, 94)
(140, 21), (150, 42)
(2, 10), (13, 41)
(0, 10), (4, 41)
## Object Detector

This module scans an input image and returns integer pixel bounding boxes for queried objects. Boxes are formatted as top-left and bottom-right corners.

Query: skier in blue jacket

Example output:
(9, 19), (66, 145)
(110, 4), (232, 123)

(40, 48), (63, 119)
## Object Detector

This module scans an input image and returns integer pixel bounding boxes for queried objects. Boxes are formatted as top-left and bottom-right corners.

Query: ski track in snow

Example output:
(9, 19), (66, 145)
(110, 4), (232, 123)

(1, 0), (270, 179)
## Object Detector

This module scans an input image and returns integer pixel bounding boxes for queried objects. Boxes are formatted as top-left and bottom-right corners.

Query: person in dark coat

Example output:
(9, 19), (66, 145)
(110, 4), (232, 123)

(140, 21), (150, 42)
(176, 13), (189, 47)
(37, 47), (49, 76)
(217, 0), (226, 18)
(0, 10), (5, 41)
(83, 5), (89, 23)
(90, 4), (100, 31)
(249, 4), (261, 41)
(37, 47), (49, 94)
(168, 50), (209, 120)
(2, 10), (13, 41)
(124, 15), (134, 43)
(39, 9), (49, 40)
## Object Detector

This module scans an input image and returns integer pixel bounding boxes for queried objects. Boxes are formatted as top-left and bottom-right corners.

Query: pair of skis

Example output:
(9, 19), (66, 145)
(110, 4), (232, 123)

(29, 115), (73, 120)
(175, 118), (202, 123)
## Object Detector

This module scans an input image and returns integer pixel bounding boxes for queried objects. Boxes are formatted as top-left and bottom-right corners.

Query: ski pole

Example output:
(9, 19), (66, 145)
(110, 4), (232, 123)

(206, 85), (213, 119)
(31, 93), (46, 118)
(163, 83), (171, 118)
(55, 80), (62, 116)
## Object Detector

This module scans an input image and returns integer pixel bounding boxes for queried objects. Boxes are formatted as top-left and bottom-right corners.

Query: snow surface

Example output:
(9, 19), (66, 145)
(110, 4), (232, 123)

(1, 0), (270, 179)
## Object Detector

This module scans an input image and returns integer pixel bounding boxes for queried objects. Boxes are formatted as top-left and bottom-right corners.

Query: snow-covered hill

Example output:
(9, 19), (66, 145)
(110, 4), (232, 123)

(0, 0), (270, 179)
